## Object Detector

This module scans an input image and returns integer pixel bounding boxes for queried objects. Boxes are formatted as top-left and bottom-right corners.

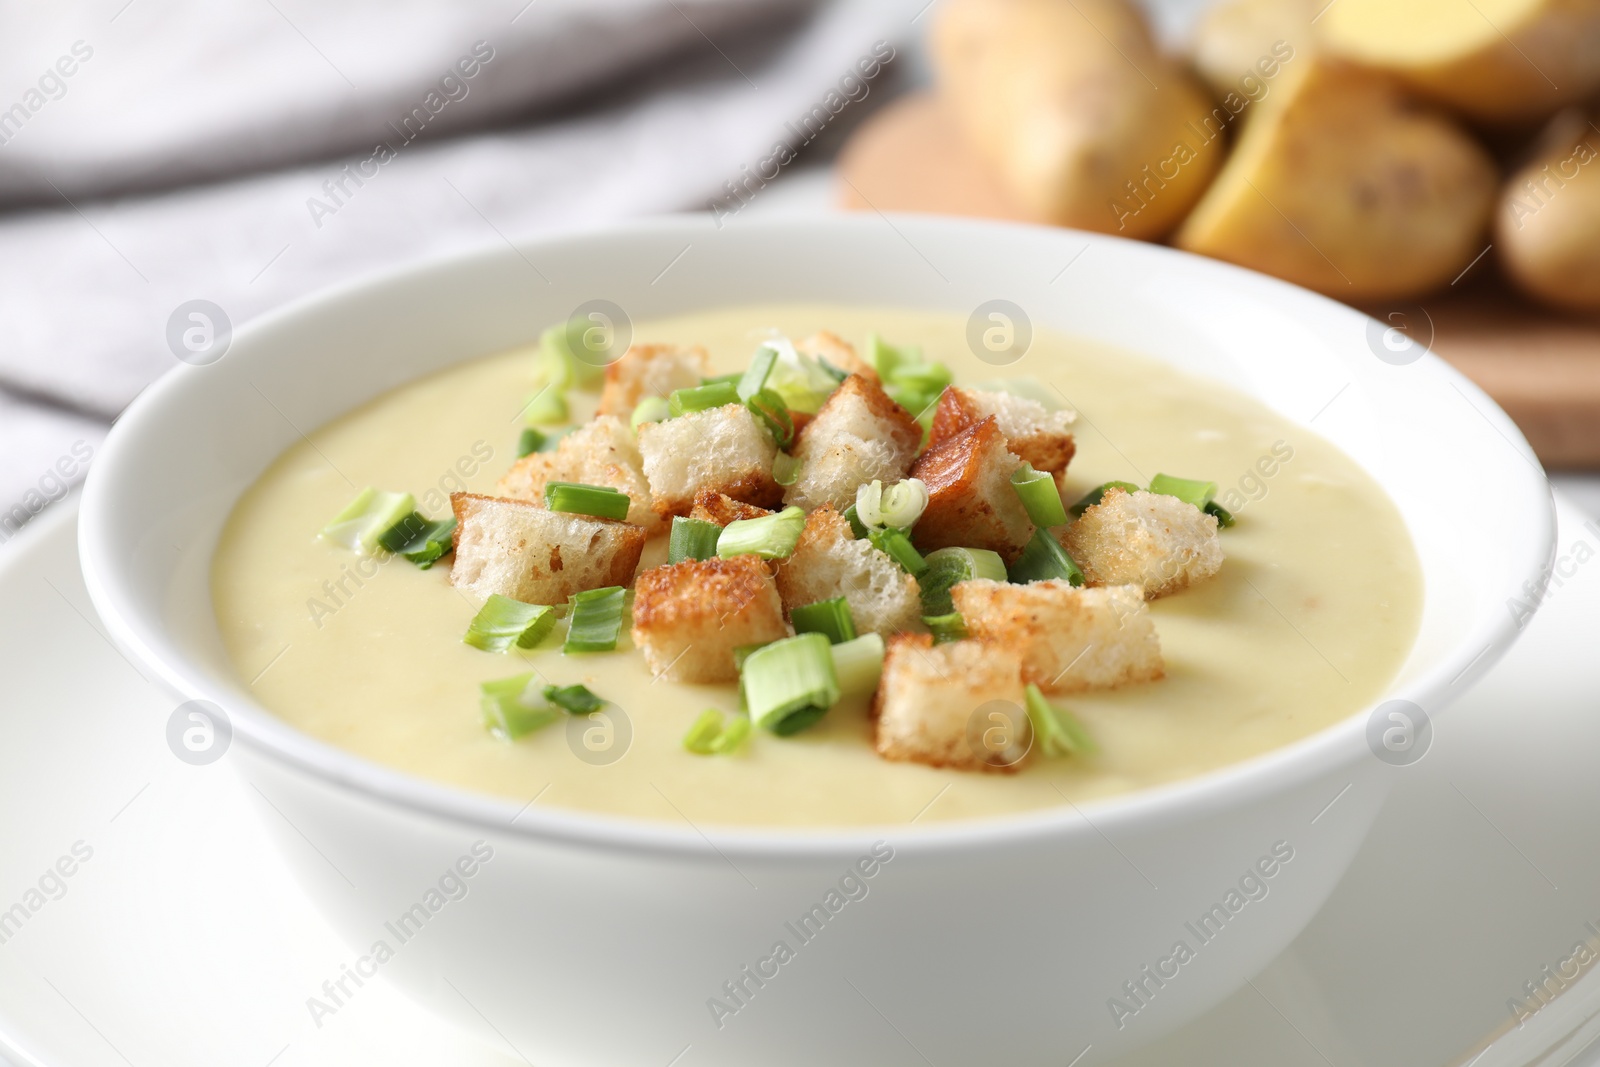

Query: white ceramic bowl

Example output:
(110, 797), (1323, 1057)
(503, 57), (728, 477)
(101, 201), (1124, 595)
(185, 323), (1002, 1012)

(79, 215), (1553, 1066)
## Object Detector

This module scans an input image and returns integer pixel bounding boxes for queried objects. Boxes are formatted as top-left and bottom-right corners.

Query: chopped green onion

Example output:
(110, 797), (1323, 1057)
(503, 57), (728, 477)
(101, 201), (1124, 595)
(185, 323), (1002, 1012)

(564, 586), (627, 653)
(480, 673), (561, 740)
(1069, 481), (1141, 518)
(1148, 474), (1218, 510)
(842, 504), (868, 540)
(773, 452), (801, 487)
(763, 339), (839, 414)
(745, 387), (795, 449)
(517, 427), (545, 458)
(700, 372), (744, 387)
(733, 642), (773, 672)
(668, 517), (722, 564)
(668, 381), (739, 416)
(815, 356), (849, 383)
(544, 481), (630, 521)
(541, 321), (606, 391)
(1012, 463), (1069, 528)
(522, 388), (568, 426)
(830, 632), (885, 697)
(923, 612), (968, 643)
(377, 512), (458, 569)
(631, 396), (671, 430)
(855, 478), (928, 532)
(889, 361), (953, 395)
(1024, 683), (1097, 757)
(321, 488), (416, 554)
(717, 506), (805, 560)
(919, 546), (1008, 616)
(1206, 501), (1236, 528)
(544, 683), (603, 715)
(683, 709), (751, 755)
(463, 594), (557, 652)
(1008, 529), (1085, 586)
(864, 333), (917, 378)
(868, 527), (928, 577)
(737, 345), (778, 401)
(740, 632), (841, 735)
(790, 597), (857, 644)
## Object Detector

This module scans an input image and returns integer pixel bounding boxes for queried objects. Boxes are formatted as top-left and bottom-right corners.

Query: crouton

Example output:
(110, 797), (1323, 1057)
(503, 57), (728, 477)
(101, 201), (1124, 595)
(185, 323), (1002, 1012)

(1063, 488), (1223, 598)
(450, 493), (645, 604)
(495, 415), (658, 530)
(630, 556), (790, 683)
(689, 489), (773, 527)
(873, 634), (1030, 771)
(951, 579), (1162, 693)
(637, 404), (782, 517)
(929, 386), (1077, 481)
(596, 343), (710, 417)
(784, 374), (922, 512)
(910, 416), (1034, 562)
(774, 506), (923, 636)
(797, 331), (877, 382)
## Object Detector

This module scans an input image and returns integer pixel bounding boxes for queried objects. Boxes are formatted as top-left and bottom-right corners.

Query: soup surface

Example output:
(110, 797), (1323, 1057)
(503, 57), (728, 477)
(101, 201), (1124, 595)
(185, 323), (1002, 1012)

(213, 304), (1422, 829)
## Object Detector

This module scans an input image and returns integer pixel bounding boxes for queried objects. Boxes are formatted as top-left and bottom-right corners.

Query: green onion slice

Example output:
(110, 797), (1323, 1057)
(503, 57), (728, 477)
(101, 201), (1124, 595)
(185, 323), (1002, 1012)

(540, 321), (606, 391)
(668, 381), (739, 416)
(517, 427), (545, 458)
(733, 642), (773, 672)
(1148, 473), (1218, 510)
(545, 481), (630, 521)
(745, 387), (795, 449)
(564, 586), (627, 653)
(683, 709), (752, 755)
(763, 339), (839, 414)
(321, 488), (416, 554)
(522, 388), (568, 426)
(773, 452), (801, 487)
(1008, 529), (1085, 587)
(668, 517), (722, 564)
(1205, 501), (1236, 528)
(740, 632), (841, 735)
(831, 632), (885, 697)
(790, 597), (858, 644)
(1024, 683), (1097, 757)
(923, 612), (968, 644)
(377, 512), (458, 569)
(479, 673), (561, 740)
(842, 504), (868, 540)
(1012, 463), (1069, 528)
(631, 396), (671, 430)
(864, 333), (916, 378)
(700, 372), (744, 387)
(868, 527), (928, 577)
(463, 595), (557, 652)
(1069, 481), (1141, 518)
(717, 506), (805, 560)
(919, 546), (1008, 616)
(545, 683), (603, 715)
(737, 345), (778, 401)
(855, 477), (928, 532)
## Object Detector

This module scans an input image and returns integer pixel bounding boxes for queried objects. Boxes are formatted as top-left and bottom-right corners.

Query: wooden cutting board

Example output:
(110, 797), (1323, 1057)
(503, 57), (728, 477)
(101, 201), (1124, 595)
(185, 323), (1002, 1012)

(837, 92), (1600, 470)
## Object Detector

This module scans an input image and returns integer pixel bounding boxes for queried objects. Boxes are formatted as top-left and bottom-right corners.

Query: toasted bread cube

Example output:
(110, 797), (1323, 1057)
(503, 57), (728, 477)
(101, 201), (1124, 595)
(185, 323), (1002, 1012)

(784, 374), (922, 512)
(596, 343), (710, 417)
(450, 493), (645, 604)
(874, 634), (1030, 771)
(1063, 488), (1223, 599)
(951, 579), (1162, 693)
(637, 404), (782, 517)
(797, 331), (877, 382)
(495, 416), (658, 531)
(929, 386), (1077, 481)
(774, 506), (922, 636)
(910, 415), (1034, 562)
(630, 556), (790, 683)
(689, 489), (773, 527)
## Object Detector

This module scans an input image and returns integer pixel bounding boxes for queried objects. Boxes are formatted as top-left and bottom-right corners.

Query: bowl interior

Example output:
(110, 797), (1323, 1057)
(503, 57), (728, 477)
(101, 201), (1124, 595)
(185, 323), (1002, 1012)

(78, 214), (1554, 849)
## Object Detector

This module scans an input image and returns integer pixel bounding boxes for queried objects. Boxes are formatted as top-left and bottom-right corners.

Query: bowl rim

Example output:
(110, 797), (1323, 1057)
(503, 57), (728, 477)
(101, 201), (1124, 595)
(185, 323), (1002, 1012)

(78, 212), (1556, 859)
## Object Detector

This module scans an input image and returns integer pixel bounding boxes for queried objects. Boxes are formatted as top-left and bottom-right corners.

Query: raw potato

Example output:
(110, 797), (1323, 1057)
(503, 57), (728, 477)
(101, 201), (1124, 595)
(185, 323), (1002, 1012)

(931, 0), (1225, 239)
(1175, 58), (1498, 301)
(1497, 112), (1600, 312)
(1189, 0), (1313, 100)
(1318, 0), (1600, 125)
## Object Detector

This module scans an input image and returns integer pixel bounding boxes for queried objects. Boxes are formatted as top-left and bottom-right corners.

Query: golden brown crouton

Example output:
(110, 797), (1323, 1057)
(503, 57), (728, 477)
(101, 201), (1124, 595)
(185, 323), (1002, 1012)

(774, 506), (923, 636)
(910, 416), (1034, 562)
(637, 404), (782, 517)
(630, 556), (790, 683)
(688, 489), (773, 527)
(929, 386), (1077, 482)
(450, 493), (645, 604)
(1063, 488), (1223, 598)
(596, 343), (710, 417)
(951, 579), (1163, 693)
(797, 331), (877, 382)
(495, 416), (657, 531)
(873, 634), (1030, 771)
(784, 374), (922, 512)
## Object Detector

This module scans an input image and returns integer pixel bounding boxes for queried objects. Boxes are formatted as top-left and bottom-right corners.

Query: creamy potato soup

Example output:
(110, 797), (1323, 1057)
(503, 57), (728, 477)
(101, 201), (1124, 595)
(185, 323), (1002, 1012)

(213, 304), (1422, 828)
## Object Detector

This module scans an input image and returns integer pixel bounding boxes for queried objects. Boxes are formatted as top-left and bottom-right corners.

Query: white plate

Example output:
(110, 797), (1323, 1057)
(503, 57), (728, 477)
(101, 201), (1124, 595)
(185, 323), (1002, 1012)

(0, 493), (1596, 1067)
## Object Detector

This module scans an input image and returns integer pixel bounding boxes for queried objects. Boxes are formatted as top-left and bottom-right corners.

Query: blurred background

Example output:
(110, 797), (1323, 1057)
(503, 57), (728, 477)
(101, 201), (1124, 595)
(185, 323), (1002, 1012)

(2, 0), (1598, 546)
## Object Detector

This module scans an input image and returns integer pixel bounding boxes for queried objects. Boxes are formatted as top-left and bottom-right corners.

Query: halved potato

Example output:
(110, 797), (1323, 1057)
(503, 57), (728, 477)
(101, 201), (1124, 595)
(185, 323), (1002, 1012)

(1188, 0), (1312, 101)
(1175, 58), (1498, 301)
(1497, 111), (1600, 312)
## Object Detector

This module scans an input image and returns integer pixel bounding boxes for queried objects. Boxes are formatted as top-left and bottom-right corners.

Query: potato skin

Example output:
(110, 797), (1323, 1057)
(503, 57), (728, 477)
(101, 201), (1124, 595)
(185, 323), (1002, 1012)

(932, 0), (1225, 240)
(1497, 115), (1600, 312)
(1188, 0), (1313, 100)
(1175, 58), (1498, 301)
